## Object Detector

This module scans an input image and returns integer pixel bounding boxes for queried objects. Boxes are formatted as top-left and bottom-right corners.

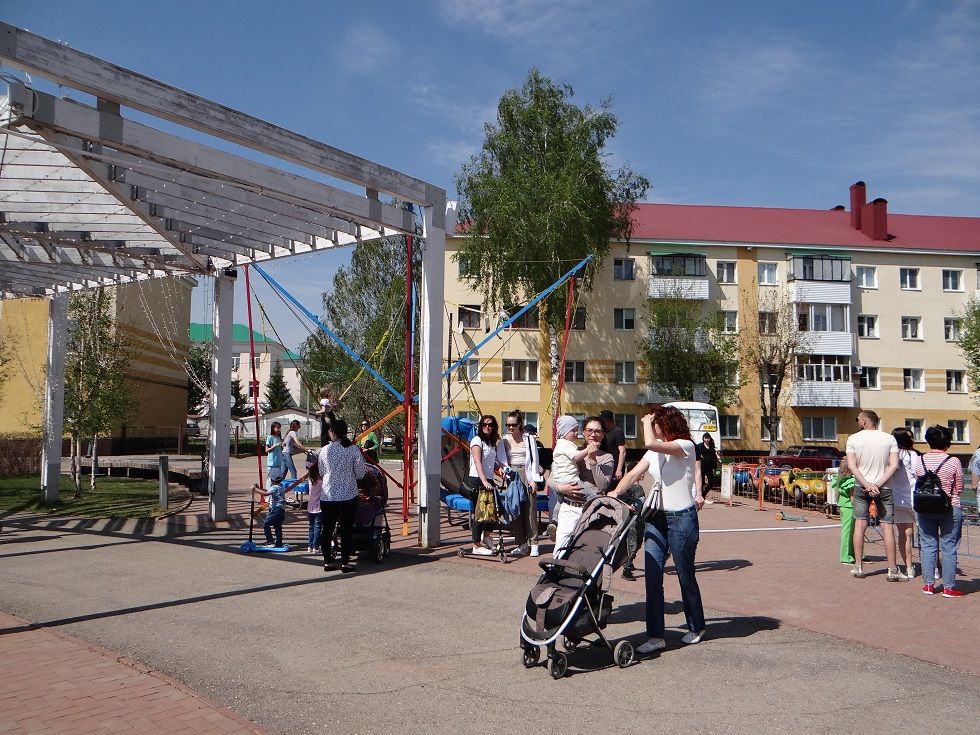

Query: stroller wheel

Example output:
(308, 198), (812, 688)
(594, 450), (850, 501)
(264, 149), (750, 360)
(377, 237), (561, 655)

(521, 645), (539, 668)
(372, 534), (390, 563)
(547, 652), (568, 680)
(613, 640), (635, 668)
(562, 635), (580, 651)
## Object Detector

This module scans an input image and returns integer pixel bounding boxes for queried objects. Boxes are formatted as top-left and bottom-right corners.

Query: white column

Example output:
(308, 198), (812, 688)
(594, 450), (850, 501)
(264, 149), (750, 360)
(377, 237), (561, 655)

(207, 270), (236, 521)
(41, 292), (69, 504)
(418, 202), (447, 548)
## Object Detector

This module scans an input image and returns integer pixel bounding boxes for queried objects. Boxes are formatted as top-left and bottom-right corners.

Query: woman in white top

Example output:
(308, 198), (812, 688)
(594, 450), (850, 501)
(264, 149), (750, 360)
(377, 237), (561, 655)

(317, 419), (365, 573)
(468, 414), (501, 556)
(496, 409), (544, 557)
(890, 427), (920, 579)
(610, 405), (705, 654)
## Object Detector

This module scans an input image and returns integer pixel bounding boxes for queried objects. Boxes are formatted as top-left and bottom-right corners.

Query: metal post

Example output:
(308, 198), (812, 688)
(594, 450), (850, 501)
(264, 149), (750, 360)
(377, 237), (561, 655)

(158, 455), (169, 511)
(41, 292), (68, 505)
(207, 269), (236, 521)
(418, 203), (446, 548)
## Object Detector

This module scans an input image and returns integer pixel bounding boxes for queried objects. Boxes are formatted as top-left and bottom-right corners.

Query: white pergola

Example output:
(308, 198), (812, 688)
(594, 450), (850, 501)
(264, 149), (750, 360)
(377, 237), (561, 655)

(0, 23), (447, 546)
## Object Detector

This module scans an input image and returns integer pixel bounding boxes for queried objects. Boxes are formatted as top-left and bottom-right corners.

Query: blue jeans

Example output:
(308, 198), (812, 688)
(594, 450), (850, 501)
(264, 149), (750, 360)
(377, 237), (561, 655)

(917, 507), (963, 589)
(308, 512), (322, 549)
(263, 506), (285, 545)
(282, 452), (298, 480)
(644, 506), (705, 638)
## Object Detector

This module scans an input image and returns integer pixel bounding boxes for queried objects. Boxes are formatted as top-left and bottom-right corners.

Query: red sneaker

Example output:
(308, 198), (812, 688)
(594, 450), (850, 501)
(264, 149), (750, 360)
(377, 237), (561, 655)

(921, 584), (935, 595)
(941, 587), (963, 598)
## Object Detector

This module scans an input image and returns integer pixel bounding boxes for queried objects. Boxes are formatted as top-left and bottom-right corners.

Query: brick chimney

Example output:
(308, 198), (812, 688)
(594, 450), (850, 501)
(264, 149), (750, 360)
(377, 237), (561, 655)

(849, 181), (866, 230)
(860, 198), (888, 240)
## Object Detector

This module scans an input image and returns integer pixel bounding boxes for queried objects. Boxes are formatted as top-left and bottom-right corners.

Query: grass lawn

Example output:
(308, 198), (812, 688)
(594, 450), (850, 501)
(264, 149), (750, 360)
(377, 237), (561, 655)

(0, 475), (190, 518)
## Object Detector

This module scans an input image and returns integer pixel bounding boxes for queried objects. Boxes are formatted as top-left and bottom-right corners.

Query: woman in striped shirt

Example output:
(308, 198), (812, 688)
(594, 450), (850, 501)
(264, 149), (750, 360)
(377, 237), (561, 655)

(318, 419), (366, 574)
(913, 425), (964, 598)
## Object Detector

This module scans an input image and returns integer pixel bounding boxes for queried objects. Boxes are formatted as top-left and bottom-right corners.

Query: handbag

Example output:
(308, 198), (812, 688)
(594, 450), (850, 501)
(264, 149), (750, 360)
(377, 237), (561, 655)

(474, 487), (499, 523)
(639, 453), (665, 521)
(458, 478), (480, 501)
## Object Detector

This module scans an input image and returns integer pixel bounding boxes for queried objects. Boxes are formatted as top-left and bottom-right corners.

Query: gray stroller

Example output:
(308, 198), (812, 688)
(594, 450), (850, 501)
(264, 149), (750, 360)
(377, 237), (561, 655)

(520, 495), (639, 678)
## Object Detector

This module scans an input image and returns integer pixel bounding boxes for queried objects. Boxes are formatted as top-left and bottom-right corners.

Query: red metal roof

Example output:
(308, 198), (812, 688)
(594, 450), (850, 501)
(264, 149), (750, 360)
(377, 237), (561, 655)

(629, 203), (980, 253)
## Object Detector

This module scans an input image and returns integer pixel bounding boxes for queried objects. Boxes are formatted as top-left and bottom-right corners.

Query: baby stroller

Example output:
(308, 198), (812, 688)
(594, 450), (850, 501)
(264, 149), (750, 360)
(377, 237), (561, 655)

(520, 495), (638, 679)
(349, 462), (392, 563)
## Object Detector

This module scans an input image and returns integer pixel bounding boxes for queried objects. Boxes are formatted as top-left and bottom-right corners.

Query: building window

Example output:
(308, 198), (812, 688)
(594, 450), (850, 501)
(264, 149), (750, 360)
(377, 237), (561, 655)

(458, 410), (480, 424)
(942, 269), (963, 291)
(761, 417), (782, 442)
(571, 307), (587, 331)
(615, 361), (636, 384)
(948, 420), (968, 444)
(720, 415), (740, 439)
(947, 370), (966, 393)
(504, 306), (539, 330)
(564, 360), (586, 383)
(758, 262), (778, 285)
(903, 368), (924, 391)
(857, 315), (878, 338)
(716, 261), (736, 284)
(652, 254), (707, 277)
(457, 254), (471, 278)
(614, 308), (636, 330)
(905, 419), (924, 442)
(900, 267), (920, 290)
(803, 417), (837, 441)
(796, 355), (851, 382)
(855, 266), (877, 288)
(613, 258), (635, 281)
(901, 316), (921, 340)
(569, 413), (587, 438)
(231, 355), (241, 372)
(458, 304), (481, 330)
(457, 358), (480, 383)
(615, 413), (637, 439)
(801, 303), (848, 332)
(248, 382), (257, 398)
(945, 318), (962, 342)
(721, 311), (738, 333)
(500, 410), (539, 432)
(787, 255), (851, 282)
(758, 311), (777, 335)
(858, 366), (880, 390)
(502, 359), (539, 383)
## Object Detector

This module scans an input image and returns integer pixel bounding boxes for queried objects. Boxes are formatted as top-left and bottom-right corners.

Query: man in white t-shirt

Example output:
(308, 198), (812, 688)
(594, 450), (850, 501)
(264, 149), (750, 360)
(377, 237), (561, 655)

(845, 410), (900, 580)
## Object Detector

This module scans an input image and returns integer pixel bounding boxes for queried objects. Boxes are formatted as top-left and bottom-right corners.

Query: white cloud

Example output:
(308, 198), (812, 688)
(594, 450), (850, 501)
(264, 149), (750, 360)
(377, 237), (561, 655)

(333, 23), (398, 75)
(425, 138), (480, 169)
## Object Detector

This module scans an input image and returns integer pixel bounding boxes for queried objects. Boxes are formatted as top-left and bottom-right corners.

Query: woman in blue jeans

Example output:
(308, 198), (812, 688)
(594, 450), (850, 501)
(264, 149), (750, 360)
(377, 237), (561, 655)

(912, 425), (965, 598)
(610, 405), (705, 653)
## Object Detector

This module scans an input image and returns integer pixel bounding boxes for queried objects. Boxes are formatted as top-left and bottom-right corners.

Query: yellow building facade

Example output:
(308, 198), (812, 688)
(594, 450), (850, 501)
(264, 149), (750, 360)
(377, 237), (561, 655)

(443, 194), (980, 454)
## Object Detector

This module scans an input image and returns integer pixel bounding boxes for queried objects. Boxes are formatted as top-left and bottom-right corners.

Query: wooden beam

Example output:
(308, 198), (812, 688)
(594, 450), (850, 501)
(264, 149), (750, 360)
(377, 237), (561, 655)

(0, 23), (441, 206)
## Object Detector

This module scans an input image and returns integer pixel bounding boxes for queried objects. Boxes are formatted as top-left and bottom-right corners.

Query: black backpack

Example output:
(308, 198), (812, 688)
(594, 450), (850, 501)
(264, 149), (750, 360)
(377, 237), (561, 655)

(913, 455), (953, 514)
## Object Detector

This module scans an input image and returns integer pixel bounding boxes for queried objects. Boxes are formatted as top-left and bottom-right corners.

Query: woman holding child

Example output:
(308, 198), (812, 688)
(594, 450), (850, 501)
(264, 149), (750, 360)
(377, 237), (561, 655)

(611, 405), (705, 653)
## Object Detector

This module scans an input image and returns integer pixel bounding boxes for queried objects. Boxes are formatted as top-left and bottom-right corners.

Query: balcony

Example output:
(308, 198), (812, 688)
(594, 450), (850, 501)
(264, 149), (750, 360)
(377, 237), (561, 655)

(799, 331), (853, 355)
(791, 380), (855, 408)
(648, 276), (709, 299)
(789, 280), (851, 304)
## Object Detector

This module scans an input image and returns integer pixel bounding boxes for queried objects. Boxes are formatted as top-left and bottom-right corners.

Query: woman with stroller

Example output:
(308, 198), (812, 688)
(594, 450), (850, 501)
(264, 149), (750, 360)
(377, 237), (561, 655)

(317, 419), (366, 573)
(497, 409), (544, 557)
(468, 414), (502, 556)
(610, 405), (705, 653)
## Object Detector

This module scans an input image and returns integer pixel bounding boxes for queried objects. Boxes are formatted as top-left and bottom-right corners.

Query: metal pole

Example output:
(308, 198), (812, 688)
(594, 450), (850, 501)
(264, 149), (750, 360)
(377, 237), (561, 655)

(244, 265), (266, 492)
(402, 233), (414, 537)
(158, 455), (169, 511)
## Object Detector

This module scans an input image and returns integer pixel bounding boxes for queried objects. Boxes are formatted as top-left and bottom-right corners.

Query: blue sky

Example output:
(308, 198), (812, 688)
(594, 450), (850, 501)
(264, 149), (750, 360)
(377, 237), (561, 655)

(5, 1), (979, 350)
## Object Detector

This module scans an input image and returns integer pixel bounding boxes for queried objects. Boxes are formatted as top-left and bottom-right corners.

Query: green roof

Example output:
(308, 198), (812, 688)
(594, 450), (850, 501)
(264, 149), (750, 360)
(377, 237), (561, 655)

(189, 323), (302, 363)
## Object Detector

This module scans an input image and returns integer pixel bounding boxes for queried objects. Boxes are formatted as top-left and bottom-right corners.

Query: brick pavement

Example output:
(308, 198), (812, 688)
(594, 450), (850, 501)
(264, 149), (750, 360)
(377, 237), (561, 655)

(0, 611), (271, 735)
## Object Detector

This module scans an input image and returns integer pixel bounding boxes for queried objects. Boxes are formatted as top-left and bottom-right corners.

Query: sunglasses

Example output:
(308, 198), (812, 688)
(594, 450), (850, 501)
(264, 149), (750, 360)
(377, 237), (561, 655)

(481, 421), (495, 427)
(505, 423), (519, 428)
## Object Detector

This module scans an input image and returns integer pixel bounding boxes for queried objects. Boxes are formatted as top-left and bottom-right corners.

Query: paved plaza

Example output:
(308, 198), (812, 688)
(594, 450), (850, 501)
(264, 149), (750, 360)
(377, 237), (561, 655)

(0, 458), (977, 734)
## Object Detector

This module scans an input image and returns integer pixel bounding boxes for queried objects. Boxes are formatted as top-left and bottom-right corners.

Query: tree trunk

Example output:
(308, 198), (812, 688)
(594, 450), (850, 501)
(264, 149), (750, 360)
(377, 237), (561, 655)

(548, 327), (560, 427)
(90, 433), (99, 492)
(72, 434), (82, 497)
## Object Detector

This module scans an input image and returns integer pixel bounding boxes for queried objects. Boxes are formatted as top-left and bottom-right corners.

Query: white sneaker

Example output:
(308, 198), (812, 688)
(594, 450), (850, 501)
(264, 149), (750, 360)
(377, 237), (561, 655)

(681, 629), (705, 645)
(906, 565), (916, 580)
(530, 544), (540, 557)
(636, 637), (666, 654)
(472, 546), (494, 556)
(509, 544), (530, 557)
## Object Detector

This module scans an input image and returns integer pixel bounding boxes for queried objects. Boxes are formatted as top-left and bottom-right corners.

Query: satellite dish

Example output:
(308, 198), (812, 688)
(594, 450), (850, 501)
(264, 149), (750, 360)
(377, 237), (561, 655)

(456, 319), (466, 335)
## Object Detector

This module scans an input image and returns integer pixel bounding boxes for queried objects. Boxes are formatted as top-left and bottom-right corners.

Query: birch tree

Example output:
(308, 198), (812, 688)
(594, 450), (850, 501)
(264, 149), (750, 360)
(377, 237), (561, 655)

(454, 69), (649, 422)
(957, 295), (980, 407)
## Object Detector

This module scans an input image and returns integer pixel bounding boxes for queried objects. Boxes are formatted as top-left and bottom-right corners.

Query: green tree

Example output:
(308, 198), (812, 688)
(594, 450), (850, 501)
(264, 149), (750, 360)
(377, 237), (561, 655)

(186, 345), (210, 412)
(958, 295), (980, 407)
(454, 69), (649, 418)
(231, 378), (247, 418)
(641, 292), (740, 407)
(63, 287), (137, 496)
(263, 359), (294, 411)
(302, 220), (422, 429)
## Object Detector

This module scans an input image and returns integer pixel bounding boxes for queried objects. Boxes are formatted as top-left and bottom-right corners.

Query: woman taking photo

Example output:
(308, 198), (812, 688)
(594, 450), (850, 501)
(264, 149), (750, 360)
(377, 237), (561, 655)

(497, 409), (544, 557)
(317, 419), (365, 573)
(611, 405), (705, 653)
(468, 414), (501, 556)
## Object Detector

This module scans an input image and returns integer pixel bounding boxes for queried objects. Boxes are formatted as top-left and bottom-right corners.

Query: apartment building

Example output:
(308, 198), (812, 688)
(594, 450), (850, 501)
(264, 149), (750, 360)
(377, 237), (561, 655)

(444, 182), (980, 452)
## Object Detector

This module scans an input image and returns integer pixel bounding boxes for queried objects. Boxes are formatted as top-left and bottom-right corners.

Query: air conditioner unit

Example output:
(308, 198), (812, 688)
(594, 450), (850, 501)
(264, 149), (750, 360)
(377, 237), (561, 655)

(853, 365), (863, 375)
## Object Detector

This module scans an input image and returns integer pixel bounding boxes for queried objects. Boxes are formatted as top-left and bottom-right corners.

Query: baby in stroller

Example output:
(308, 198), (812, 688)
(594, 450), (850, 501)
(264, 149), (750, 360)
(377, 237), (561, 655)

(348, 463), (392, 563)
